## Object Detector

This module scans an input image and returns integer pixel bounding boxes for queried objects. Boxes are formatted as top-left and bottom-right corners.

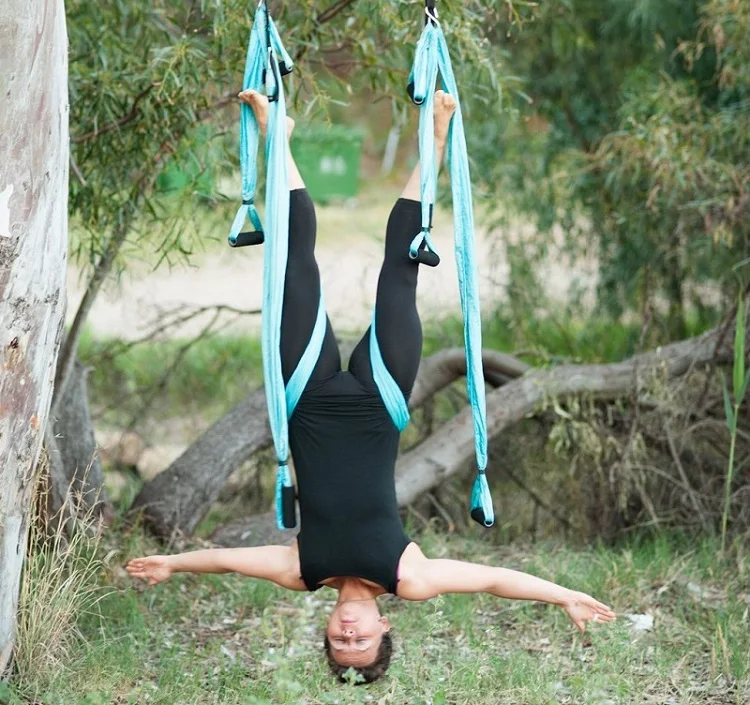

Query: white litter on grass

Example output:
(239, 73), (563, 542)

(625, 613), (654, 632)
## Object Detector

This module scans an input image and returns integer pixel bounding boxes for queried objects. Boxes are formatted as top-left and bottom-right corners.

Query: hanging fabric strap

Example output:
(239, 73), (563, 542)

(369, 311), (410, 433)
(228, 4), (293, 247)
(407, 12), (493, 527)
(229, 3), (328, 531)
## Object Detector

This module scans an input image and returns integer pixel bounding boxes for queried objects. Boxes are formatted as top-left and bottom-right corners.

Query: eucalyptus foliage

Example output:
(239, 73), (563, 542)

(475, 0), (749, 339)
(67, 0), (515, 273)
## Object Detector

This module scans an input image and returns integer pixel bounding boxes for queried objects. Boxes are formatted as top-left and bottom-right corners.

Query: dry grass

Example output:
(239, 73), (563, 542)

(12, 459), (111, 688)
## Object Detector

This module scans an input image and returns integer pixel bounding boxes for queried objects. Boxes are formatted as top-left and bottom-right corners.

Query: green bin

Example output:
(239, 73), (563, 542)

(291, 124), (363, 203)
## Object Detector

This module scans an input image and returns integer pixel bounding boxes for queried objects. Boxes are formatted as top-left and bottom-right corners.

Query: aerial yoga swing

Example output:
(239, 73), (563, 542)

(127, 1), (614, 685)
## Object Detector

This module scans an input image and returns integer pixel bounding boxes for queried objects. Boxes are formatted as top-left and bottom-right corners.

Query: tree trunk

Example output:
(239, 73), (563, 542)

(47, 359), (113, 525)
(129, 388), (272, 539)
(394, 326), (730, 505)
(132, 349), (524, 541)
(0, 0), (68, 676)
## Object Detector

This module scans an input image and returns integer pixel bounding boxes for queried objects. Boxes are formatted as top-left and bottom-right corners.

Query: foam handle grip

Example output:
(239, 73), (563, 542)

(281, 486), (297, 529)
(470, 507), (492, 528)
(415, 249), (440, 267)
(230, 231), (265, 248)
(407, 80), (424, 106)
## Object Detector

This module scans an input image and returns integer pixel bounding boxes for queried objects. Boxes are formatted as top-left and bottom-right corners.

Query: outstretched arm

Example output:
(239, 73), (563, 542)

(400, 558), (615, 633)
(126, 545), (304, 591)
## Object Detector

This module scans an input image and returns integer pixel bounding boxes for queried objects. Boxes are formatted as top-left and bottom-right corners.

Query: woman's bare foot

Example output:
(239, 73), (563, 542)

(237, 89), (295, 139)
(434, 90), (456, 144)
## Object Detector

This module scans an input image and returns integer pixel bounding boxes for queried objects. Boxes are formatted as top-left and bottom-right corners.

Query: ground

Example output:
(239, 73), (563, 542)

(9, 529), (750, 705)
(67, 192), (597, 341)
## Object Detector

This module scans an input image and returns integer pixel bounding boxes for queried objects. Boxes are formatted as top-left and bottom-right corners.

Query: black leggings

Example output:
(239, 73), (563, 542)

(281, 189), (423, 398)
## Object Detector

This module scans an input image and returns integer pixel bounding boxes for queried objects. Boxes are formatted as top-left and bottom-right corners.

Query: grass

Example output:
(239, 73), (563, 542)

(6, 527), (749, 704)
(11, 464), (111, 694)
(78, 328), (265, 425)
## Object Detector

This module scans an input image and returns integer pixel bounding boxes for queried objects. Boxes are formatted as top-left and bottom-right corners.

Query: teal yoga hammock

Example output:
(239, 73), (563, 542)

(229, 0), (493, 530)
(405, 1), (494, 527)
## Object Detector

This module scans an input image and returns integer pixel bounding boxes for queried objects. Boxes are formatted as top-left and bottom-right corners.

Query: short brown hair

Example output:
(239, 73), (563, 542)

(323, 632), (393, 684)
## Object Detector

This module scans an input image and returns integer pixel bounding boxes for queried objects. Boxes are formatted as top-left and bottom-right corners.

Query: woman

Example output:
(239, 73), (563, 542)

(127, 90), (615, 684)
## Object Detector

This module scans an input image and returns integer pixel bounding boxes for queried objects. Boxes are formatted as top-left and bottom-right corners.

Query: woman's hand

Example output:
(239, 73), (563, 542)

(561, 590), (616, 633)
(126, 555), (173, 586)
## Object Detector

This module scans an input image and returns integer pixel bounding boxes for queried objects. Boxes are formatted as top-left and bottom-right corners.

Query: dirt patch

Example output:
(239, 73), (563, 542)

(67, 201), (597, 341)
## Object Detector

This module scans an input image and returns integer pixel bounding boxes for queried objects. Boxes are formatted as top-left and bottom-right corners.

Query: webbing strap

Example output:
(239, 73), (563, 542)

(231, 3), (313, 531)
(409, 20), (493, 527)
(369, 310), (410, 432)
(262, 38), (294, 531)
(228, 5), (293, 246)
(286, 295), (327, 418)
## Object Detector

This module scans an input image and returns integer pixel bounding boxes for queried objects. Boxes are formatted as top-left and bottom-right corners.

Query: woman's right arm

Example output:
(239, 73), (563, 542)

(126, 545), (305, 591)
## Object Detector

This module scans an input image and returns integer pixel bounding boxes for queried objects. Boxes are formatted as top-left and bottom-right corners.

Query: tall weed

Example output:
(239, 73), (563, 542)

(13, 459), (110, 691)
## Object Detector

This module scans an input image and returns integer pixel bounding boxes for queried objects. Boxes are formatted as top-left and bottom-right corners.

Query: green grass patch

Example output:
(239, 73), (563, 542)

(79, 328), (264, 425)
(9, 529), (749, 704)
(81, 313), (656, 426)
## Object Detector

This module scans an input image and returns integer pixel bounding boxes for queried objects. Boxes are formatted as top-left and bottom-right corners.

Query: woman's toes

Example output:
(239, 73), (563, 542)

(440, 93), (456, 113)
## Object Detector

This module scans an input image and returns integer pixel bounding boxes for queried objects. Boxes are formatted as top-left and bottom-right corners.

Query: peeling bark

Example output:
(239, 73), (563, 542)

(0, 0), (68, 676)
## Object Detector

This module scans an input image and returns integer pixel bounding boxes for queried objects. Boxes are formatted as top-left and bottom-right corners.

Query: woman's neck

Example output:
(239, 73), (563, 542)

(335, 577), (383, 603)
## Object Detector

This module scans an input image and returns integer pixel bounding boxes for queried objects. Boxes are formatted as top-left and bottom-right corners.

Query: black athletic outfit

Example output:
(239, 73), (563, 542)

(281, 189), (423, 595)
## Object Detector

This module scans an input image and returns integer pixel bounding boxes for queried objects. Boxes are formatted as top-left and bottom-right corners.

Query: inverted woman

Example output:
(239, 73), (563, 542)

(127, 90), (615, 684)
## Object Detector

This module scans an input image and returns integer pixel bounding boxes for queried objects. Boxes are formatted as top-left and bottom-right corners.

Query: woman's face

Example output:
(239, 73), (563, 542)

(326, 600), (390, 668)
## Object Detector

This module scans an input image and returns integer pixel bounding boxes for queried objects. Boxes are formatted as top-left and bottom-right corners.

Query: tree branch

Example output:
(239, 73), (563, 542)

(294, 0), (361, 63)
(394, 325), (733, 507)
(71, 84), (156, 144)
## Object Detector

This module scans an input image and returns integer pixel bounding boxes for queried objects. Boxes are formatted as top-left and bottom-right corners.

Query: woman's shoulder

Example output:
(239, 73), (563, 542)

(275, 540), (307, 592)
(395, 542), (432, 601)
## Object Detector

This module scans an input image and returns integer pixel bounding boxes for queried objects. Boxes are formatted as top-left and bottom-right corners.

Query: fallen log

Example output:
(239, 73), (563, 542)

(394, 326), (730, 505)
(129, 388), (271, 539)
(132, 348), (525, 540)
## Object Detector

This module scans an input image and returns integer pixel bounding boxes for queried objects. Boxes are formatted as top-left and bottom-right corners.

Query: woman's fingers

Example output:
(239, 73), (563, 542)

(126, 557), (160, 581)
(581, 594), (616, 618)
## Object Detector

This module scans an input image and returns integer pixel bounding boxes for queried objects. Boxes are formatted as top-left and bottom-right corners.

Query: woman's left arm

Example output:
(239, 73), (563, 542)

(400, 559), (615, 632)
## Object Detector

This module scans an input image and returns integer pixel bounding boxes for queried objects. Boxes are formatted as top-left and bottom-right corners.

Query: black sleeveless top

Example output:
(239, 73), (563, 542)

(289, 371), (411, 594)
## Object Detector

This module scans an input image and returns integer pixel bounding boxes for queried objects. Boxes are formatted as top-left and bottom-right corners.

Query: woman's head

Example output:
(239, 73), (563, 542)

(323, 599), (393, 683)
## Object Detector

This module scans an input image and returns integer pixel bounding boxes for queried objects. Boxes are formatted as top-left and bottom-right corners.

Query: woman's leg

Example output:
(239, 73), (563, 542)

(348, 198), (424, 397)
(282, 190), (340, 384)
(349, 91), (456, 397)
(239, 90), (341, 384)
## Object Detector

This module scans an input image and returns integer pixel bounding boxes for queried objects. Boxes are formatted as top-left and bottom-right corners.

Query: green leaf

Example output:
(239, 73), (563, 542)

(721, 372), (736, 432)
(0, 681), (10, 704)
(733, 295), (745, 400)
